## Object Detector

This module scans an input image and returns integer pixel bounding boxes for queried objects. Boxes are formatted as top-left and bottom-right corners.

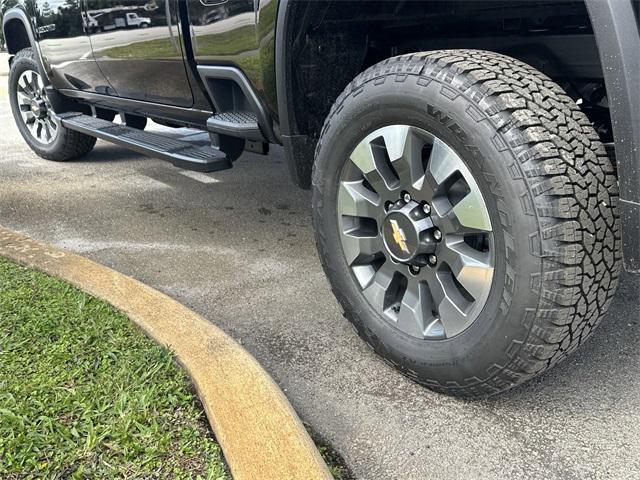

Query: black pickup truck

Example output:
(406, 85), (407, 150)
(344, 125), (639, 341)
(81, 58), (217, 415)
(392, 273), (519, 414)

(3, 0), (639, 398)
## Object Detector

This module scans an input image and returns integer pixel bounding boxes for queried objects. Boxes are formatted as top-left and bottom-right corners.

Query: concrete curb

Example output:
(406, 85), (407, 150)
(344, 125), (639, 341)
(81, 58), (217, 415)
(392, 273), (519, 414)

(0, 226), (333, 480)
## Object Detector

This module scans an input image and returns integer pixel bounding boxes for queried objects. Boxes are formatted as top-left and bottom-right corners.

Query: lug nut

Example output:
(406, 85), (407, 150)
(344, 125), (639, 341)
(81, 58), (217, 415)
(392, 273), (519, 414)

(403, 192), (411, 203)
(428, 254), (438, 266)
(410, 265), (421, 275)
(384, 201), (392, 212)
(422, 203), (431, 215)
(433, 229), (442, 241)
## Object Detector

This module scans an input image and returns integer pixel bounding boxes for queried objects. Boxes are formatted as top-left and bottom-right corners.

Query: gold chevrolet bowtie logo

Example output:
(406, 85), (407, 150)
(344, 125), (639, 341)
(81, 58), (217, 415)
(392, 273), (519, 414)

(390, 219), (410, 254)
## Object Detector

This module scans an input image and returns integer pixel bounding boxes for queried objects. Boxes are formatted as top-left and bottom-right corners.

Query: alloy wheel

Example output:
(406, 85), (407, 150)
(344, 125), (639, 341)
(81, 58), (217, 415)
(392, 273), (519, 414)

(15, 70), (58, 145)
(337, 125), (494, 339)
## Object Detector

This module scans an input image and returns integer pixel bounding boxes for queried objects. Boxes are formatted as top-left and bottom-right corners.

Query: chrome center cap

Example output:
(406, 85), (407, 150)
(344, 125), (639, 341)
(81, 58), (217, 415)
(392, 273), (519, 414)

(30, 99), (47, 119)
(382, 212), (419, 262)
(382, 201), (434, 264)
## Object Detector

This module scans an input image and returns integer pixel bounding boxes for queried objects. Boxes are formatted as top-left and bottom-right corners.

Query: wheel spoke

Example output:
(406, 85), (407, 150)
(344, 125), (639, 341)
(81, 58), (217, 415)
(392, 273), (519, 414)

(34, 72), (44, 95)
(438, 210), (490, 236)
(43, 121), (52, 141)
(377, 125), (426, 189)
(46, 116), (58, 132)
(350, 138), (395, 195)
(37, 121), (44, 141)
(439, 240), (493, 301)
(426, 138), (461, 188)
(28, 120), (38, 136)
(425, 136), (492, 232)
(437, 297), (470, 338)
(341, 232), (383, 266)
(30, 71), (39, 93)
(19, 109), (33, 124)
(396, 277), (433, 338)
(18, 75), (33, 96)
(426, 274), (471, 338)
(362, 260), (398, 311)
(17, 91), (31, 106)
(452, 189), (492, 232)
(338, 181), (382, 220)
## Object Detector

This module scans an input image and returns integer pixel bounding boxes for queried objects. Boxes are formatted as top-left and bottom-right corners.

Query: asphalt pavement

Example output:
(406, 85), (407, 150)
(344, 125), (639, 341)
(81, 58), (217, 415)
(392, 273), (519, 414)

(1, 86), (639, 479)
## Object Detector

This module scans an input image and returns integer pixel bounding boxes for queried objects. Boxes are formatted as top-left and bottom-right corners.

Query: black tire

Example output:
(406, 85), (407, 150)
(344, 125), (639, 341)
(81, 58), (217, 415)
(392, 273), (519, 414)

(312, 50), (621, 398)
(9, 48), (96, 161)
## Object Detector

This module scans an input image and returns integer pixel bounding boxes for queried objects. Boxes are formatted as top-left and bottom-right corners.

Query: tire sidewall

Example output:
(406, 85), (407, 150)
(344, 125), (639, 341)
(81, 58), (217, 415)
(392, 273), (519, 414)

(313, 74), (542, 386)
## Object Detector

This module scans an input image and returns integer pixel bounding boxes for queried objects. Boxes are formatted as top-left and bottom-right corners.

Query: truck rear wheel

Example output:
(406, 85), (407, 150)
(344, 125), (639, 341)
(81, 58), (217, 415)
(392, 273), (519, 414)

(8, 48), (96, 161)
(312, 50), (621, 397)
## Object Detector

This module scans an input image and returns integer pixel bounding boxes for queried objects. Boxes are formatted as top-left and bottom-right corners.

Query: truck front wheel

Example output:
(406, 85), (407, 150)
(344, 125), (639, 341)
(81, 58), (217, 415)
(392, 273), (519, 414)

(312, 50), (621, 397)
(8, 48), (96, 161)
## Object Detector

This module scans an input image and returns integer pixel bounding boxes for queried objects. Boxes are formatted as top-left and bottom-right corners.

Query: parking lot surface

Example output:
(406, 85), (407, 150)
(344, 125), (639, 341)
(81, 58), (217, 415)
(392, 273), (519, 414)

(1, 88), (639, 479)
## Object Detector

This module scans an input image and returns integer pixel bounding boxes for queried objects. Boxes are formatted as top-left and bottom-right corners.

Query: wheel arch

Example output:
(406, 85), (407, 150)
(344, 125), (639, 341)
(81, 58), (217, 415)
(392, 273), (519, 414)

(276, 1), (606, 174)
(3, 16), (30, 55)
(2, 6), (48, 83)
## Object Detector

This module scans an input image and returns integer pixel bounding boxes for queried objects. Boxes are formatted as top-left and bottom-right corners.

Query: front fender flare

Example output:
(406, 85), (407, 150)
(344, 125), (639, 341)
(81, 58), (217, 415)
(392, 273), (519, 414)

(586, 0), (640, 272)
(2, 6), (49, 85)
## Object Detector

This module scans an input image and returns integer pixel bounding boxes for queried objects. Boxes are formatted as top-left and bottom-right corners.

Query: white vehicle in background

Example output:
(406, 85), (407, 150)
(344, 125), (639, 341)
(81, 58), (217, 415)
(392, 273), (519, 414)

(116, 12), (151, 29)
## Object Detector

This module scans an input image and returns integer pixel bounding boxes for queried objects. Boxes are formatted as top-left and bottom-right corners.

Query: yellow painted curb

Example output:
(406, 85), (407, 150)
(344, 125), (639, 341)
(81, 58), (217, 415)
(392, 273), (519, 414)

(0, 226), (333, 480)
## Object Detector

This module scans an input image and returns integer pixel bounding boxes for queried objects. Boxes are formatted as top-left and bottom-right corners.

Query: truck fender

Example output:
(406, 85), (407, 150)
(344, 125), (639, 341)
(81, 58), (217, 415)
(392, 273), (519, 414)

(586, 0), (640, 272)
(2, 6), (49, 85)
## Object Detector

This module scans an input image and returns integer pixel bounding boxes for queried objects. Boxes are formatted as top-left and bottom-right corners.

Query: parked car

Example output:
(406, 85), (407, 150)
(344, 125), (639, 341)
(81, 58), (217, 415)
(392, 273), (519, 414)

(3, 0), (639, 397)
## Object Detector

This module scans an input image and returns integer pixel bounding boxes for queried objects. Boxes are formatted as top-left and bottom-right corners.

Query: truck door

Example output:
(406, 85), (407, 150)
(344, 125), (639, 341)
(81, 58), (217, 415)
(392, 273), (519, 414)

(84, 0), (193, 107)
(32, 0), (110, 94)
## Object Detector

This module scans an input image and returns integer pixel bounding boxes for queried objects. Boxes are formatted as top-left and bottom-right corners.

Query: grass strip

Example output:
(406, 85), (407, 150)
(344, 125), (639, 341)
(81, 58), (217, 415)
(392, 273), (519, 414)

(0, 258), (228, 479)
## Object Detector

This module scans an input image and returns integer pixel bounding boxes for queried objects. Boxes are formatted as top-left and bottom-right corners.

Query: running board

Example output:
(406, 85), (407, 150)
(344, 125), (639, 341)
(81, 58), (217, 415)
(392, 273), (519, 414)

(58, 112), (232, 173)
(206, 111), (263, 141)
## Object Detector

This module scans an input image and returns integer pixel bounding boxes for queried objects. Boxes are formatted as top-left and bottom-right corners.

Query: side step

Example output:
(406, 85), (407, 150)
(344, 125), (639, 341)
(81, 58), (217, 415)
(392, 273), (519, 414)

(58, 112), (232, 173)
(206, 111), (263, 141)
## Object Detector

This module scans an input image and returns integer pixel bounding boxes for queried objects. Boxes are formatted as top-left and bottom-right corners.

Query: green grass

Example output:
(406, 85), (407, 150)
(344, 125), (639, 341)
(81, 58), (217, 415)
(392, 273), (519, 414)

(0, 258), (229, 479)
